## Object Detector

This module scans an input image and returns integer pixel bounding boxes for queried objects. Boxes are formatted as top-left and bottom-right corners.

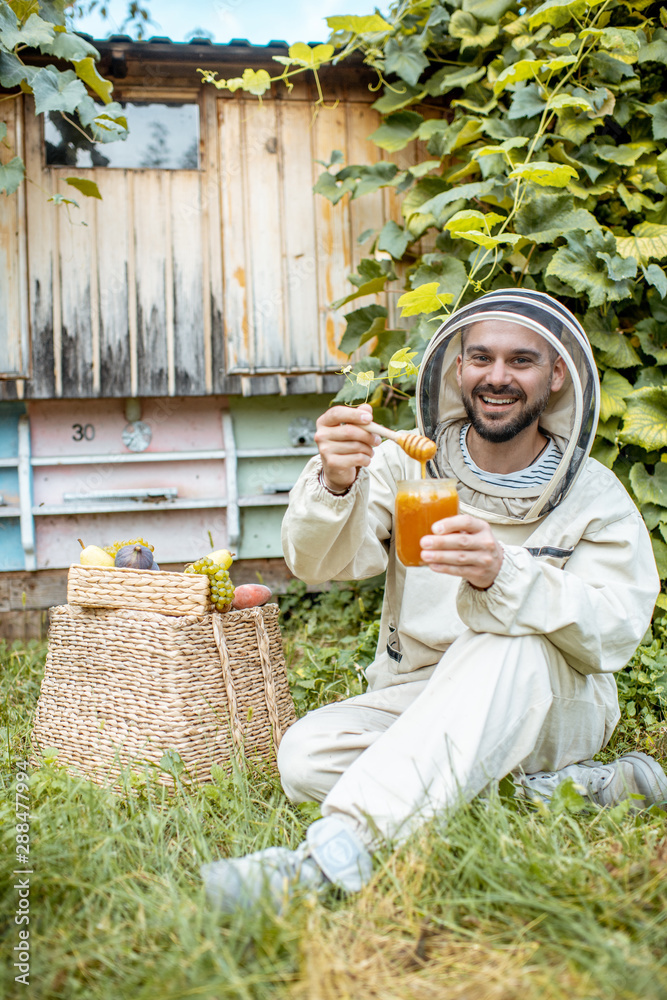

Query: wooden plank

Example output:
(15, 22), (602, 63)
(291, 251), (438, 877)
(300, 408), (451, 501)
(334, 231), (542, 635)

(95, 170), (132, 397)
(346, 102), (385, 274)
(23, 104), (56, 398)
(0, 101), (24, 376)
(243, 99), (285, 371)
(205, 91), (226, 393)
(311, 102), (352, 369)
(57, 170), (96, 397)
(219, 99), (252, 374)
(133, 171), (169, 395)
(171, 170), (206, 394)
(278, 100), (320, 371)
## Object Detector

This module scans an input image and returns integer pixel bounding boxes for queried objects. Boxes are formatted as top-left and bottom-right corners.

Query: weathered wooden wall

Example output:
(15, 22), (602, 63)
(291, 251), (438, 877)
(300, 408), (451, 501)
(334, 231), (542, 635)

(0, 40), (433, 400)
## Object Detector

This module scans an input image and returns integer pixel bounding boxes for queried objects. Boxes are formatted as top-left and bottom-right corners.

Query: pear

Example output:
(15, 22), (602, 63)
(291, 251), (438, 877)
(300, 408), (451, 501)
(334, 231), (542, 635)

(208, 548), (234, 570)
(80, 545), (115, 567)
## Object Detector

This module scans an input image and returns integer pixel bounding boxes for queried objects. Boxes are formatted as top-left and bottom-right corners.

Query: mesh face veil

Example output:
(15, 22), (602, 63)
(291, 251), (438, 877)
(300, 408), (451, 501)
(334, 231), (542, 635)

(415, 289), (600, 521)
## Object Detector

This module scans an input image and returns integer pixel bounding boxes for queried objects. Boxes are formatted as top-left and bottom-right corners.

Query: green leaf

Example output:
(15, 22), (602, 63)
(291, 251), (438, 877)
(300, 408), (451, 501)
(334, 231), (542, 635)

(338, 305), (387, 355)
(494, 59), (545, 96)
(372, 83), (425, 114)
(398, 282), (452, 317)
(326, 14), (392, 34)
(240, 68), (271, 96)
(508, 82), (547, 120)
(635, 318), (667, 365)
(418, 180), (495, 223)
(597, 252), (637, 282)
(0, 155), (25, 195)
(546, 230), (634, 307)
(596, 143), (653, 167)
(590, 439), (619, 468)
(368, 111), (423, 152)
(529, 0), (608, 30)
(313, 170), (356, 205)
(0, 2), (20, 48)
(449, 10), (499, 50)
(11, 12), (54, 49)
(446, 209), (505, 234)
(462, 0), (517, 22)
(642, 264), (667, 299)
(516, 193), (598, 243)
(65, 176), (102, 200)
(425, 117), (485, 157)
(384, 36), (429, 88)
(42, 27), (98, 61)
(411, 255), (468, 304)
(616, 223), (667, 267)
(599, 369), (633, 422)
(509, 161), (578, 188)
(647, 100), (667, 140)
(0, 50), (35, 88)
(287, 42), (334, 69)
(377, 220), (410, 260)
(621, 387), (667, 450)
(387, 347), (419, 380)
(31, 65), (87, 116)
(334, 358), (382, 403)
(331, 276), (387, 310)
(630, 463), (667, 507)
(651, 537), (667, 579)
(74, 56), (112, 105)
(425, 64), (486, 97)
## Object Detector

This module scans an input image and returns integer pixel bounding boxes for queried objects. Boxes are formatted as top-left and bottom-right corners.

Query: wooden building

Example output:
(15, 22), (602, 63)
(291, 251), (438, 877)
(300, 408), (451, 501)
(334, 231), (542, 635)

(0, 36), (417, 634)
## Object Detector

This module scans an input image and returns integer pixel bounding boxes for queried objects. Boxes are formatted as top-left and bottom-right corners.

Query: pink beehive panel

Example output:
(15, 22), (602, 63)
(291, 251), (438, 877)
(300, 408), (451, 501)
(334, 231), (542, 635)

(28, 397), (226, 456)
(36, 508), (232, 570)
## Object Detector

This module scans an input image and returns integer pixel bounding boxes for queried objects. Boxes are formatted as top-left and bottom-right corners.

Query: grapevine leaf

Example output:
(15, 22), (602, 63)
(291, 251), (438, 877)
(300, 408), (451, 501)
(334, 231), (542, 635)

(9, 12), (54, 49)
(590, 439), (618, 468)
(411, 256), (468, 303)
(449, 11), (499, 50)
(635, 318), (667, 364)
(42, 27), (98, 61)
(516, 193), (599, 243)
(384, 36), (429, 87)
(546, 94), (592, 112)
(597, 252), (637, 281)
(0, 3), (19, 49)
(326, 14), (392, 33)
(599, 369), (633, 422)
(65, 176), (102, 200)
(356, 370), (378, 387)
(387, 348), (419, 380)
(0, 50), (35, 88)
(446, 209), (505, 233)
(31, 65), (87, 115)
(337, 305), (387, 355)
(425, 64), (486, 97)
(287, 43), (334, 68)
(418, 180), (495, 222)
(616, 223), (667, 267)
(642, 264), (667, 299)
(588, 325), (642, 368)
(529, 0), (608, 30)
(462, 0), (516, 22)
(509, 83), (547, 120)
(473, 136), (529, 159)
(398, 282), (452, 317)
(451, 229), (522, 249)
(331, 277), (387, 310)
(377, 220), (410, 259)
(651, 537), (667, 578)
(546, 230), (634, 307)
(494, 59), (545, 96)
(74, 56), (113, 104)
(646, 99), (667, 141)
(620, 387), (667, 450)
(372, 83), (426, 114)
(0, 155), (25, 195)
(240, 68), (271, 96)
(509, 162), (578, 187)
(368, 111), (423, 152)
(630, 463), (667, 507)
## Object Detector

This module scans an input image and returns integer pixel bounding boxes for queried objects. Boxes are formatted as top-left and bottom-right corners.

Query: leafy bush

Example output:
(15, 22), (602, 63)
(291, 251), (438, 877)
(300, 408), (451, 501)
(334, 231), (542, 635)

(616, 619), (667, 728)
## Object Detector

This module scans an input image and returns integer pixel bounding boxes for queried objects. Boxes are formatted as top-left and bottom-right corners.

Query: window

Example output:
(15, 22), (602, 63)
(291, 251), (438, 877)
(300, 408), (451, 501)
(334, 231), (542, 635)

(45, 102), (200, 170)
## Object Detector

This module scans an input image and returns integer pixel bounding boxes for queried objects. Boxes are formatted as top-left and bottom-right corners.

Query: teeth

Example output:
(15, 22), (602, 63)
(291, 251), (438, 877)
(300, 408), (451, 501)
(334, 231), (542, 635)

(481, 396), (516, 405)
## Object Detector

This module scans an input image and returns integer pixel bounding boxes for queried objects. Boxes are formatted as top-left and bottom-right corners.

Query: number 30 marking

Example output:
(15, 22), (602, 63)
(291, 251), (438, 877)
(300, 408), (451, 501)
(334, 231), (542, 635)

(72, 423), (95, 442)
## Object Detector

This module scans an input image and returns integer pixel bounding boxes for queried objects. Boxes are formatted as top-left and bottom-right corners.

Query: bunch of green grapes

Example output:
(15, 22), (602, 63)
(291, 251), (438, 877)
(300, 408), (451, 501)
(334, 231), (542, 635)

(185, 557), (235, 611)
(104, 537), (154, 557)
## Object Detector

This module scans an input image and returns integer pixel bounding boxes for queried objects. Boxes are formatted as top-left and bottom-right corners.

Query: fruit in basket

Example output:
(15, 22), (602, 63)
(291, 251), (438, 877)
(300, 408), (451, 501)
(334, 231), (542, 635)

(185, 556), (235, 611)
(231, 584), (272, 610)
(115, 543), (155, 570)
(80, 545), (115, 567)
(208, 548), (234, 570)
(103, 537), (155, 557)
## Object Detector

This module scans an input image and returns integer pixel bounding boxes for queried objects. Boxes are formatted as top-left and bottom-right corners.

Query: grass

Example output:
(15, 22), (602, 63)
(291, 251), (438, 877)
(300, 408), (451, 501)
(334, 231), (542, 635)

(1, 587), (666, 1000)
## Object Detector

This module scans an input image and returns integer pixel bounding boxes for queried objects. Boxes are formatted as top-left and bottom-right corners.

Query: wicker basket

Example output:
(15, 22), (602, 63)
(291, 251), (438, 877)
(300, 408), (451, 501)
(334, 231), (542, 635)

(67, 564), (211, 616)
(31, 603), (296, 785)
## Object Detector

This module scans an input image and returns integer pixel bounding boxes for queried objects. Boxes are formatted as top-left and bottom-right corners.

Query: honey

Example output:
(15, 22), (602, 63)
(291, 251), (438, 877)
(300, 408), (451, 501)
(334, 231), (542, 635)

(395, 479), (459, 567)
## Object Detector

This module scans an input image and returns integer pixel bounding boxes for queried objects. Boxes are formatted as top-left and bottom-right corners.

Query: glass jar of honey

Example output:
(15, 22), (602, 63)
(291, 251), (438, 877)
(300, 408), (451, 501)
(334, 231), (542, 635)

(395, 479), (459, 567)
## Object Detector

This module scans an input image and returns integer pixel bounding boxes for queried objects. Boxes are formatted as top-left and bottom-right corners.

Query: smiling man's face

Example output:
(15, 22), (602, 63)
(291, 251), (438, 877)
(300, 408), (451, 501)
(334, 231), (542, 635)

(455, 321), (566, 444)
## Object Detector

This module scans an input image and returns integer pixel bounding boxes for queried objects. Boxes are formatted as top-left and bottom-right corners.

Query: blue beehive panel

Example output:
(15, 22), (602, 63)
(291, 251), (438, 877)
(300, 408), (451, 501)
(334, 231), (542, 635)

(0, 401), (26, 570)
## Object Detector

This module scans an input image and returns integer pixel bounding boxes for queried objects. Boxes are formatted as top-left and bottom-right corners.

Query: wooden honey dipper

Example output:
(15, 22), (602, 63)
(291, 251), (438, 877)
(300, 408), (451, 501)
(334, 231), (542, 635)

(366, 421), (437, 463)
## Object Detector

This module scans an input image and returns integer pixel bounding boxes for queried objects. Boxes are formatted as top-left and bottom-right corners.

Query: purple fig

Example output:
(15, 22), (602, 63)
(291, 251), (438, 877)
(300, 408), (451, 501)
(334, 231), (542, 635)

(115, 543), (154, 570)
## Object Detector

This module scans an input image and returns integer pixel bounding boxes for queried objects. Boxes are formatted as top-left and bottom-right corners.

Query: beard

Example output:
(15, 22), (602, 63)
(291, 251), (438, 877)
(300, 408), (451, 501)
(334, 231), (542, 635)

(461, 382), (552, 443)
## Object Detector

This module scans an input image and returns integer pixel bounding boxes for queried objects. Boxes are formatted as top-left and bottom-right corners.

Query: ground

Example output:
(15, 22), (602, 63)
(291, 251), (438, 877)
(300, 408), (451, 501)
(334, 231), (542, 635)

(1, 585), (666, 1000)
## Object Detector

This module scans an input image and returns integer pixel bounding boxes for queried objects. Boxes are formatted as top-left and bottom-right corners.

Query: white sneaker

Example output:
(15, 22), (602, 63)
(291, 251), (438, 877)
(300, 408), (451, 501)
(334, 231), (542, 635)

(201, 815), (373, 914)
(517, 751), (667, 810)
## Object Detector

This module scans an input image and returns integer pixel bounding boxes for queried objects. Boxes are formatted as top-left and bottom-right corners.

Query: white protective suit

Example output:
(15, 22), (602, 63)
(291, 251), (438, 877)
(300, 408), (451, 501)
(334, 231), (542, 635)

(279, 289), (660, 849)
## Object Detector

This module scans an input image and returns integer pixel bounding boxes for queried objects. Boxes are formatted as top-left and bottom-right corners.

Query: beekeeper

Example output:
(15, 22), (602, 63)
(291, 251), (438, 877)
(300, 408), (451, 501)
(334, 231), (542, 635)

(201, 288), (666, 913)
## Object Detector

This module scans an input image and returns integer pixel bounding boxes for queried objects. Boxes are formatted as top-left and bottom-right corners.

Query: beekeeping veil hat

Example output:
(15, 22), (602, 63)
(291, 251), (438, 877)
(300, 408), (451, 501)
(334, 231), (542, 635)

(415, 288), (600, 523)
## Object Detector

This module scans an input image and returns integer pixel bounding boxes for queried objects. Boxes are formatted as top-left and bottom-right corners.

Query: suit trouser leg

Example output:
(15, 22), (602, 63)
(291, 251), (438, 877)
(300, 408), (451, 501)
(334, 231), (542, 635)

(278, 630), (612, 848)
